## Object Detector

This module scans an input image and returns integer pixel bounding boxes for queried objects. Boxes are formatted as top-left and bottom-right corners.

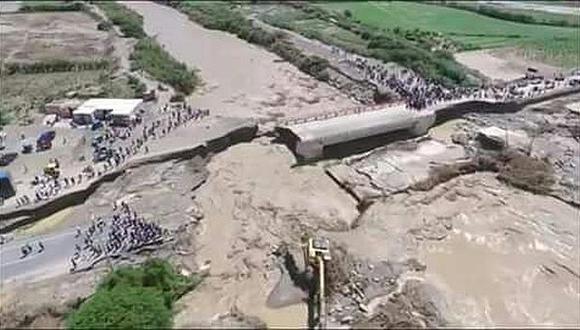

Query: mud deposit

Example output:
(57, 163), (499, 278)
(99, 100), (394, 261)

(330, 172), (579, 326)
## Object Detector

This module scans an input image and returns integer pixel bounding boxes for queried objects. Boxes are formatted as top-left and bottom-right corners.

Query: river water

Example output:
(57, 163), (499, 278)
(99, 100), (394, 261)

(120, 2), (315, 327)
(122, 1), (354, 121)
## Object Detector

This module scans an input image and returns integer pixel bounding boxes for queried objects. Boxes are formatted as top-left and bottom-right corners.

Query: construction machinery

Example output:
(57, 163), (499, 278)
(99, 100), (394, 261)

(43, 158), (60, 179)
(303, 236), (331, 329)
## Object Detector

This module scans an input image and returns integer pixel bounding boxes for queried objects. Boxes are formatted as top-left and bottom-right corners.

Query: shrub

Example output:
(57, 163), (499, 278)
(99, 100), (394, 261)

(344, 9), (352, 18)
(19, 1), (84, 12)
(127, 75), (146, 97)
(132, 38), (199, 94)
(95, 1), (145, 38)
(1, 59), (111, 75)
(0, 105), (12, 126)
(67, 259), (201, 329)
(67, 286), (172, 329)
(368, 34), (466, 86)
(177, 3), (331, 82)
(444, 3), (578, 28)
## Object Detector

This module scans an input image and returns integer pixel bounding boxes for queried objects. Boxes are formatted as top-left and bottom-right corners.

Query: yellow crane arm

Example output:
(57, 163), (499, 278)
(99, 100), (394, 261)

(318, 255), (326, 329)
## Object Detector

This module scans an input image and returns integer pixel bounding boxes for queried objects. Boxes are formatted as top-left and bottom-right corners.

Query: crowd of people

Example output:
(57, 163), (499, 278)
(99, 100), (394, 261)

(70, 202), (166, 272)
(12, 101), (211, 209)
(338, 51), (577, 111)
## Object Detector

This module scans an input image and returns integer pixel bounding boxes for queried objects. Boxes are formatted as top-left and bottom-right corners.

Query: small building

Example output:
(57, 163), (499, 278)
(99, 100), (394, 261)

(73, 98), (143, 126)
(109, 99), (143, 126)
(44, 99), (82, 118)
(72, 106), (97, 125)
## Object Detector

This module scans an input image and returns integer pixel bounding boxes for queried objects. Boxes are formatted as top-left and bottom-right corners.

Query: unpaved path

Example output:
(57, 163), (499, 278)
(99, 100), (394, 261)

(122, 1), (355, 121)
(455, 48), (563, 82)
(483, 1), (580, 15)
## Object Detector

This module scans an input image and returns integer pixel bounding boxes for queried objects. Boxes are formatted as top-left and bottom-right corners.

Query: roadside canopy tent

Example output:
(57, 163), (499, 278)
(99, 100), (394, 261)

(72, 106), (97, 125)
(0, 170), (15, 199)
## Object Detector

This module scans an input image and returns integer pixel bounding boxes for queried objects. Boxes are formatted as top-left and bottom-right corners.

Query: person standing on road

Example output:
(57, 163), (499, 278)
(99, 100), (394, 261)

(37, 241), (44, 253)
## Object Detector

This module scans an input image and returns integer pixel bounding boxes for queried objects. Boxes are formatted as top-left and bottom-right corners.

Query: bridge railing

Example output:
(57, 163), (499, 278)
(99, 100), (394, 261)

(278, 84), (580, 128)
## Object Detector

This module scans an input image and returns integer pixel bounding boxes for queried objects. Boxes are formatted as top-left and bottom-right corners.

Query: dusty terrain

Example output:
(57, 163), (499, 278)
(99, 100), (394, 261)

(455, 48), (563, 82)
(0, 12), (111, 63)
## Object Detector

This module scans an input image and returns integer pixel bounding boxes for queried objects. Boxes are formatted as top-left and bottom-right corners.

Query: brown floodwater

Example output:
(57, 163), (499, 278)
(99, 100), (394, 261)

(122, 1), (354, 120)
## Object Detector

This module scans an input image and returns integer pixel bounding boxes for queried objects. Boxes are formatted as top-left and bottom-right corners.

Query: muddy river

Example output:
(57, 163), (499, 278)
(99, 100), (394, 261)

(122, 1), (354, 120)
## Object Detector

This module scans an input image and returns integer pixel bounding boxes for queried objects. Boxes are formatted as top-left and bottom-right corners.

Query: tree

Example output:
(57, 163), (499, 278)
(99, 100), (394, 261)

(344, 9), (352, 18)
(67, 286), (172, 329)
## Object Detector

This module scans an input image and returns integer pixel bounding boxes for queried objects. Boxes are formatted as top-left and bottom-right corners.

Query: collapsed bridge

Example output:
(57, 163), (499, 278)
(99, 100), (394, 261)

(276, 86), (580, 161)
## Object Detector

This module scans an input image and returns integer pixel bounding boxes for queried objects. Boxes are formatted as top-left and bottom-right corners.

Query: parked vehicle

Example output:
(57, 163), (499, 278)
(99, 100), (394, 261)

(0, 152), (18, 166)
(36, 130), (56, 152)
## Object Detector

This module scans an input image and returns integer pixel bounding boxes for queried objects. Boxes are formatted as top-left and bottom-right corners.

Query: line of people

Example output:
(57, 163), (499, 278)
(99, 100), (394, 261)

(14, 101), (211, 209)
(338, 50), (577, 111)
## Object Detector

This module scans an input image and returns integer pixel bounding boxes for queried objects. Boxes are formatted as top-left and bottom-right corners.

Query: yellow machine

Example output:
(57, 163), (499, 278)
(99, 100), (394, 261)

(43, 159), (60, 179)
(303, 236), (331, 329)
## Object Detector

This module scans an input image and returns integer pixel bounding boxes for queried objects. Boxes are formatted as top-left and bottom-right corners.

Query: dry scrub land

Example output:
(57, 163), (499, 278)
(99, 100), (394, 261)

(0, 12), (110, 63)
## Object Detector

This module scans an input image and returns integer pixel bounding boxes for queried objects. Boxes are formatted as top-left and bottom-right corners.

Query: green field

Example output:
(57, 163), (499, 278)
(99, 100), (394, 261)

(319, 1), (578, 68)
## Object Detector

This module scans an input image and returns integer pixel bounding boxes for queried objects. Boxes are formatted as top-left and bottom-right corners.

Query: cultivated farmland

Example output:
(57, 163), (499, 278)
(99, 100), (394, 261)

(320, 1), (579, 68)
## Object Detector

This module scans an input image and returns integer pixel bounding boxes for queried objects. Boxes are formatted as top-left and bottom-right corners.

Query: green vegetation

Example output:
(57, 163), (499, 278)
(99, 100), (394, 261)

(94, 1), (145, 39)
(256, 4), (469, 85)
(1, 59), (111, 75)
(95, 2), (200, 94)
(131, 38), (199, 95)
(19, 1), (85, 12)
(441, 2), (579, 28)
(318, 1), (578, 68)
(367, 35), (467, 86)
(127, 74), (146, 96)
(67, 259), (202, 329)
(174, 2), (332, 81)
(0, 105), (12, 127)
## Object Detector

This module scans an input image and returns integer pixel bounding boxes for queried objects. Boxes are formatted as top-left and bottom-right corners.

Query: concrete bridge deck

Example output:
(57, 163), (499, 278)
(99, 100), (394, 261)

(277, 85), (580, 160)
